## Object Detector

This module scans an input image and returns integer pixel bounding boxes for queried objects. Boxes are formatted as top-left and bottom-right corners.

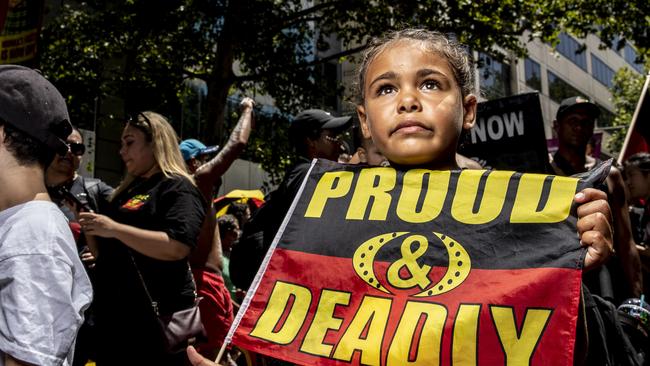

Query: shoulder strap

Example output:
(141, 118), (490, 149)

(128, 252), (159, 315)
(128, 250), (196, 317)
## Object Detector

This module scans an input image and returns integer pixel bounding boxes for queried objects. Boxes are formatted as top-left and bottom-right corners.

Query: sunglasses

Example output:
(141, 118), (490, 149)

(69, 142), (86, 156)
(128, 112), (152, 126)
(127, 112), (153, 138)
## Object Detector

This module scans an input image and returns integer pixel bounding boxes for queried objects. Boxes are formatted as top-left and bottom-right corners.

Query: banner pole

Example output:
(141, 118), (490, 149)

(618, 74), (650, 165)
(215, 343), (227, 364)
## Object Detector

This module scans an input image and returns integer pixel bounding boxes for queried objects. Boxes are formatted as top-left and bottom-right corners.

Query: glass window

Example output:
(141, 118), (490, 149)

(591, 54), (615, 88)
(524, 58), (542, 91)
(547, 71), (584, 103)
(597, 107), (614, 127)
(556, 33), (588, 71)
(623, 43), (645, 74)
(478, 53), (511, 100)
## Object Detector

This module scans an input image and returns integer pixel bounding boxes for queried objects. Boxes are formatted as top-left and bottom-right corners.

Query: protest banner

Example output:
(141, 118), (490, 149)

(618, 74), (650, 165)
(459, 92), (550, 173)
(0, 0), (43, 65)
(224, 159), (608, 365)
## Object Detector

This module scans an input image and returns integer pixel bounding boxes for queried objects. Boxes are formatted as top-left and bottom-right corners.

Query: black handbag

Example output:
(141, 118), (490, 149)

(130, 253), (207, 354)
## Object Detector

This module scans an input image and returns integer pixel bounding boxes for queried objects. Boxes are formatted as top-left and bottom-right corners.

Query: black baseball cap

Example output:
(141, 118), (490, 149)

(291, 109), (352, 134)
(0, 65), (72, 156)
(556, 96), (601, 121)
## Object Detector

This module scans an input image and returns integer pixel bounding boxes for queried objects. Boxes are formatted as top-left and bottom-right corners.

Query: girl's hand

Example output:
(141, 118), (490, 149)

(187, 345), (219, 366)
(574, 188), (614, 271)
(79, 212), (119, 238)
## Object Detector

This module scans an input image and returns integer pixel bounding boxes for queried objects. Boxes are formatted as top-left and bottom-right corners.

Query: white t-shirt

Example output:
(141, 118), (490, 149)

(0, 201), (93, 366)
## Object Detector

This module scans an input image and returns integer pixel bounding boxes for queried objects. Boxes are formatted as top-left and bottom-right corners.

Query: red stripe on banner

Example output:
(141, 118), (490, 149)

(232, 249), (582, 366)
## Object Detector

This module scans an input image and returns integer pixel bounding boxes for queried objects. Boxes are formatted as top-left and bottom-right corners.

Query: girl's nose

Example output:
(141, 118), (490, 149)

(398, 90), (422, 113)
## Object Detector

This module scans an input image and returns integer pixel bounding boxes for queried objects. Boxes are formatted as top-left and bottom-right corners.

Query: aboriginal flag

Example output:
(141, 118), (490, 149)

(225, 159), (609, 366)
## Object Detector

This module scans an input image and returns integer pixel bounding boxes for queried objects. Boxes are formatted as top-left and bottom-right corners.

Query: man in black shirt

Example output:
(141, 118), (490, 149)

(230, 109), (352, 290)
(551, 96), (642, 302)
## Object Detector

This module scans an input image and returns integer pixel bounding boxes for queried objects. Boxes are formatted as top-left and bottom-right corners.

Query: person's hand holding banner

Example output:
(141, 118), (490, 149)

(574, 188), (613, 271)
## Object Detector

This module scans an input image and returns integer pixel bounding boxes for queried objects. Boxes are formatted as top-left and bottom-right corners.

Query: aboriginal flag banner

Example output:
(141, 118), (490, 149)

(225, 159), (610, 365)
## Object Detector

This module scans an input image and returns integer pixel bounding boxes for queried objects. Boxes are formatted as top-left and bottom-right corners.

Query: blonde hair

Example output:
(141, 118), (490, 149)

(112, 111), (195, 200)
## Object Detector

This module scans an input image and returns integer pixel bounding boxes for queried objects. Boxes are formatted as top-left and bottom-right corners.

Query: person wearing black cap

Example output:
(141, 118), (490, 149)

(551, 96), (603, 175)
(0, 65), (92, 366)
(551, 96), (643, 304)
(229, 109), (352, 290)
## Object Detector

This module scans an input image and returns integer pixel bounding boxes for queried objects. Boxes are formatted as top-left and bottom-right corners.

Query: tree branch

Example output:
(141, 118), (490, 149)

(234, 44), (368, 83)
(262, 0), (346, 36)
(277, 1), (345, 24)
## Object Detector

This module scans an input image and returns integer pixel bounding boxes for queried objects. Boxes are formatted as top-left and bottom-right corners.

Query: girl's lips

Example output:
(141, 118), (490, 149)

(392, 120), (431, 135)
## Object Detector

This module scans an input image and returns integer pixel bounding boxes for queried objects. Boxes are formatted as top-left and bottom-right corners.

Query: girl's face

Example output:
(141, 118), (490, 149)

(357, 40), (476, 170)
(119, 124), (158, 177)
(625, 166), (650, 201)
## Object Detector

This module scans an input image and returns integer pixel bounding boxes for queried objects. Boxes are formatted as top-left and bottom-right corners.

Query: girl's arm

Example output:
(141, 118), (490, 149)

(79, 212), (190, 261)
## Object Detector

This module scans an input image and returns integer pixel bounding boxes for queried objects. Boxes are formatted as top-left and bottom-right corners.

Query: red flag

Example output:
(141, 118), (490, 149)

(618, 74), (650, 164)
(225, 159), (609, 365)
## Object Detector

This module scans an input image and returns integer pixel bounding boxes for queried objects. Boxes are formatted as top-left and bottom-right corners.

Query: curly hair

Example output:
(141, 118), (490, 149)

(356, 28), (476, 104)
(1, 120), (55, 168)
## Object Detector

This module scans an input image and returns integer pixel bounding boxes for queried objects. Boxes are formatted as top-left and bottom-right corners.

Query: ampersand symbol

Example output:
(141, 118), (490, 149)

(386, 235), (432, 289)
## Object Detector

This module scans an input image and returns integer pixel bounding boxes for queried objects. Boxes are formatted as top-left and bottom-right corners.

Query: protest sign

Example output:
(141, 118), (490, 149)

(225, 159), (608, 365)
(459, 92), (550, 173)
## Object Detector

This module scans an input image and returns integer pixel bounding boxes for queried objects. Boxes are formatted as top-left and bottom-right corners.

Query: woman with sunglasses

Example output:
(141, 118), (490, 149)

(78, 112), (207, 365)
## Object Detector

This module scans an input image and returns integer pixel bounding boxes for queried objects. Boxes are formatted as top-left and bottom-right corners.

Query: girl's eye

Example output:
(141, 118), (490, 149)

(421, 80), (440, 90)
(377, 85), (396, 96)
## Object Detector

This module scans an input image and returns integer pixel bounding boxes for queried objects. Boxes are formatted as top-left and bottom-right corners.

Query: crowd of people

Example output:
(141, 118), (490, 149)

(0, 27), (648, 366)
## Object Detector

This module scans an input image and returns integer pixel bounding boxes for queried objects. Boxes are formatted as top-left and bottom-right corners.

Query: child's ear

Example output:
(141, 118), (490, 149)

(357, 105), (372, 139)
(462, 94), (478, 130)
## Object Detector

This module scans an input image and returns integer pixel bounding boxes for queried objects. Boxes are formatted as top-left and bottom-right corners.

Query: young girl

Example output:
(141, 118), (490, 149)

(186, 29), (614, 366)
(355, 29), (612, 272)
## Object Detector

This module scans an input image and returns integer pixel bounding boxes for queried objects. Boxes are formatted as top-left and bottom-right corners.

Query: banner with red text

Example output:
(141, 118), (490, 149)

(226, 159), (609, 365)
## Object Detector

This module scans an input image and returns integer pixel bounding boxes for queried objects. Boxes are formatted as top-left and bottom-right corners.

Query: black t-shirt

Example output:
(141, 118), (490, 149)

(230, 158), (312, 289)
(94, 173), (207, 318)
